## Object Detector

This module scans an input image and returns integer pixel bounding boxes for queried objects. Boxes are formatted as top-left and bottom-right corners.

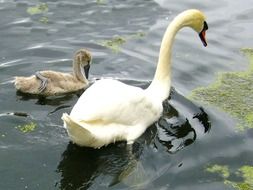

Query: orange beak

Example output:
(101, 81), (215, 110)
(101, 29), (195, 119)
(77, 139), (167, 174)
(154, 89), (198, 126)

(199, 21), (208, 47)
(199, 30), (207, 47)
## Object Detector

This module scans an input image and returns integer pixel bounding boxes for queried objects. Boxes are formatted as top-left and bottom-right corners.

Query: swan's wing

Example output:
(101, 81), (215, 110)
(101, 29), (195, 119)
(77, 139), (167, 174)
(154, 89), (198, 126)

(70, 79), (159, 126)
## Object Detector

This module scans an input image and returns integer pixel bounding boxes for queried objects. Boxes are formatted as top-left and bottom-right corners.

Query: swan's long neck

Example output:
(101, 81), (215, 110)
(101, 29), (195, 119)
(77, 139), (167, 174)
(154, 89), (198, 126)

(73, 59), (87, 83)
(146, 14), (187, 101)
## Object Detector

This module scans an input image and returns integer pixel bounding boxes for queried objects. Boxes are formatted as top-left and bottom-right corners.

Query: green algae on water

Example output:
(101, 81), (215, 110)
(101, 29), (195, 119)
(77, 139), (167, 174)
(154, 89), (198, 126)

(99, 36), (126, 53)
(17, 122), (37, 133)
(239, 166), (253, 187)
(225, 180), (252, 190)
(27, 3), (48, 15)
(206, 164), (253, 190)
(96, 0), (106, 4)
(98, 32), (146, 53)
(39, 16), (49, 24)
(206, 164), (230, 178)
(129, 32), (146, 39)
(27, 3), (49, 24)
(190, 48), (253, 131)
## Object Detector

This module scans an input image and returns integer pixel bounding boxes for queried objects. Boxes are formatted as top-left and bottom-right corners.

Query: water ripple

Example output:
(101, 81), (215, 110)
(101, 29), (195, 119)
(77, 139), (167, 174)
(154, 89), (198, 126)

(0, 59), (24, 68)
(0, 1), (253, 190)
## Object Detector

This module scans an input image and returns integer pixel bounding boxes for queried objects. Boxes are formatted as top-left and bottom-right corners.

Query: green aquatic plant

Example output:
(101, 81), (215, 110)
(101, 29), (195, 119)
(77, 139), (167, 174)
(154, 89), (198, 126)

(39, 16), (49, 24)
(130, 32), (146, 39)
(190, 48), (253, 131)
(96, 0), (106, 4)
(27, 3), (48, 15)
(27, 3), (49, 24)
(206, 164), (253, 190)
(239, 166), (253, 187)
(206, 164), (230, 178)
(99, 36), (126, 53)
(17, 122), (37, 133)
(98, 32), (146, 53)
(225, 180), (252, 190)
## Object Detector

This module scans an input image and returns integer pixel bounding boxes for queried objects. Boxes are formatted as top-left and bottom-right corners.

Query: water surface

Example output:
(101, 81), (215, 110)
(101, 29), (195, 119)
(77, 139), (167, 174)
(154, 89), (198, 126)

(0, 0), (253, 189)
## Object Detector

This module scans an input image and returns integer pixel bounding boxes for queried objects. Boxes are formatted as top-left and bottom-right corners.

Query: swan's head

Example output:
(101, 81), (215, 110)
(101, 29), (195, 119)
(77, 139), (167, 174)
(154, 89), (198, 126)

(179, 9), (208, 47)
(74, 49), (92, 79)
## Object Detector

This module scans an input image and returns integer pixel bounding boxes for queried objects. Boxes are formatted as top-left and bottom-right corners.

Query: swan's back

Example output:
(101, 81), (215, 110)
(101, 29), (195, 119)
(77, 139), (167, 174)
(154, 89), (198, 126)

(63, 79), (163, 147)
(70, 79), (162, 127)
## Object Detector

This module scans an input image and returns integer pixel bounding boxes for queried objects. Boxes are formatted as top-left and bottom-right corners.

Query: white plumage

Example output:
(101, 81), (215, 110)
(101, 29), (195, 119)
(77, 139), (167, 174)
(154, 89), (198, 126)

(63, 79), (162, 148)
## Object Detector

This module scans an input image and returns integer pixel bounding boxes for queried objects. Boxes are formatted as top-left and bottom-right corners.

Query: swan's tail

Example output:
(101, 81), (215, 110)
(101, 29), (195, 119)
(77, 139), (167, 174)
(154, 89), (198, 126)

(61, 113), (93, 146)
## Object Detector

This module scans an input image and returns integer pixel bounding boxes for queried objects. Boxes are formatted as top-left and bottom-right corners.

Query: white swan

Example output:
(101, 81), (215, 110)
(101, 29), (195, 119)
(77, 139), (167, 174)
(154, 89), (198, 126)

(62, 9), (208, 148)
(14, 49), (91, 96)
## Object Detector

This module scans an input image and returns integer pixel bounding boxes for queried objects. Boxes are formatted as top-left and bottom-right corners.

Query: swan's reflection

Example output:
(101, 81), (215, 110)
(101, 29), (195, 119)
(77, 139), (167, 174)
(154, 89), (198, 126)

(56, 141), (145, 189)
(56, 87), (211, 189)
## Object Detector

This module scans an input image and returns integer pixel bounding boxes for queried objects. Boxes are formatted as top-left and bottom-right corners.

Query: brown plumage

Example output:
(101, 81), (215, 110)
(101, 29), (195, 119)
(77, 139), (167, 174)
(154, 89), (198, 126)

(14, 49), (92, 96)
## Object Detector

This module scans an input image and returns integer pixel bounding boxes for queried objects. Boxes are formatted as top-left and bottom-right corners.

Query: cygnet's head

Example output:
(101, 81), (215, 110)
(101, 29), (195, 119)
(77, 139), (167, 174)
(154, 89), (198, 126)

(74, 49), (92, 79)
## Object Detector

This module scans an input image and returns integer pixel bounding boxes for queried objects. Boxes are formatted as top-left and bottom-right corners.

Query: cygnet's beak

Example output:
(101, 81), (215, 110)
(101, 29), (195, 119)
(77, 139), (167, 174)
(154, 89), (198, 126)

(199, 21), (208, 47)
(84, 64), (90, 79)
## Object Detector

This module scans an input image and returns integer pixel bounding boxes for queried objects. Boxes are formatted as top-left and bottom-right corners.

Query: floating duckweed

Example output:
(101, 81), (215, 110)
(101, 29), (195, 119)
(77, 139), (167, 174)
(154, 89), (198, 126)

(234, 183), (252, 190)
(206, 164), (230, 178)
(225, 180), (252, 190)
(17, 122), (37, 133)
(241, 48), (253, 71)
(99, 36), (126, 52)
(27, 3), (48, 15)
(239, 166), (253, 187)
(190, 48), (253, 131)
(39, 16), (49, 24)
(130, 32), (146, 39)
(98, 32), (145, 53)
(206, 165), (253, 190)
(96, 0), (106, 4)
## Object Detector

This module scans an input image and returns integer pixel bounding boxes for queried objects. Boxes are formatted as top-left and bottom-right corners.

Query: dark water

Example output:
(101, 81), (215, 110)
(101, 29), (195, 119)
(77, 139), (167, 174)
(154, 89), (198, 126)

(0, 0), (253, 189)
